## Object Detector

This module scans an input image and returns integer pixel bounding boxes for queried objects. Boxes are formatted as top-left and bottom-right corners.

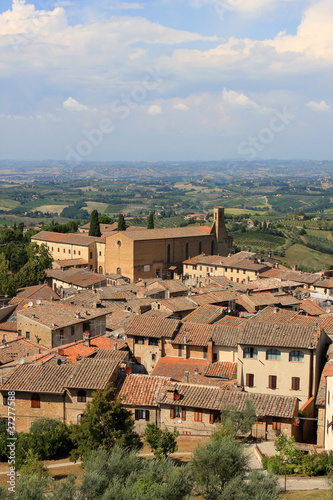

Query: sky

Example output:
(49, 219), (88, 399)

(0, 0), (332, 162)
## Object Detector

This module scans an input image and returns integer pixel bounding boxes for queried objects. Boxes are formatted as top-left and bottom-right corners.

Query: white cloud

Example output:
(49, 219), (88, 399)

(307, 100), (331, 112)
(189, 0), (298, 15)
(222, 88), (258, 108)
(63, 97), (95, 112)
(173, 103), (189, 111)
(148, 104), (163, 115)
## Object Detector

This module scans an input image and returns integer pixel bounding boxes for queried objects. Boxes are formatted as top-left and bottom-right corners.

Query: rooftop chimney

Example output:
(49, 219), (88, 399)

(83, 332), (91, 347)
(184, 371), (189, 383)
(113, 342), (117, 351)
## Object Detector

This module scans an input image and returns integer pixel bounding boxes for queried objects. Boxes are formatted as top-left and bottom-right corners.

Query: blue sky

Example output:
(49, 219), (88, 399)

(0, 0), (332, 162)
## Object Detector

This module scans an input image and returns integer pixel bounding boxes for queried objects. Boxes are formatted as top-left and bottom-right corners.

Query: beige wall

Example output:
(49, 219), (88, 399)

(213, 345), (237, 362)
(325, 375), (333, 450)
(183, 263), (258, 283)
(237, 345), (314, 406)
(160, 405), (220, 436)
(128, 336), (165, 373)
(32, 238), (98, 270)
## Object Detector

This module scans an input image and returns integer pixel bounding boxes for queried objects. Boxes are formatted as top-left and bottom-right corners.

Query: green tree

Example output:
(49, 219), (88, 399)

(89, 209), (101, 237)
(117, 213), (126, 231)
(147, 213), (155, 229)
(15, 475), (50, 500)
(144, 423), (179, 460)
(275, 434), (301, 461)
(99, 215), (114, 224)
(191, 436), (248, 500)
(220, 470), (280, 500)
(52, 475), (76, 500)
(19, 449), (50, 478)
(219, 398), (256, 438)
(70, 384), (141, 461)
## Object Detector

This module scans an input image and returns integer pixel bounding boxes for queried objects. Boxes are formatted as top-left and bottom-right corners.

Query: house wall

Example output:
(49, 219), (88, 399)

(126, 405), (159, 434)
(32, 238), (97, 271)
(128, 337), (164, 373)
(318, 406), (326, 448)
(325, 375), (333, 450)
(213, 345), (237, 362)
(183, 263), (259, 283)
(105, 234), (135, 281)
(237, 345), (313, 406)
(65, 388), (94, 425)
(160, 405), (220, 436)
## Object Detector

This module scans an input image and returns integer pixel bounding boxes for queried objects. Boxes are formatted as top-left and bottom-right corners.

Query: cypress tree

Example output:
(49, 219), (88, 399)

(89, 210), (101, 237)
(118, 214), (126, 231)
(147, 213), (154, 229)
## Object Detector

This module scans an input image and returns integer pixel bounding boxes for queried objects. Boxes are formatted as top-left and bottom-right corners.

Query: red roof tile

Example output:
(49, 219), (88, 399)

(118, 374), (170, 406)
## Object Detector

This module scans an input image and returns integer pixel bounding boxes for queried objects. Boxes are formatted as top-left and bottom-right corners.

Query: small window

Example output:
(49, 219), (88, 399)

(58, 248), (60, 252)
(152, 353), (156, 361)
(3, 395), (8, 406)
(71, 326), (75, 336)
(268, 375), (277, 389)
(266, 349), (281, 360)
(135, 409), (150, 421)
(194, 409), (202, 422)
(117, 240), (122, 247)
(291, 377), (300, 391)
(209, 410), (220, 424)
(59, 329), (64, 340)
(203, 347), (208, 359)
(51, 247), (54, 251)
(213, 353), (218, 361)
(178, 345), (182, 357)
(78, 251), (81, 256)
(77, 414), (83, 425)
(77, 390), (86, 403)
(243, 347), (258, 359)
(90, 252), (93, 259)
(31, 394), (40, 408)
(149, 338), (158, 346)
(63, 249), (65, 253)
(99, 251), (101, 257)
(68, 249), (70, 254)
(26, 331), (30, 339)
(135, 337), (144, 345)
(246, 373), (254, 387)
(289, 351), (304, 362)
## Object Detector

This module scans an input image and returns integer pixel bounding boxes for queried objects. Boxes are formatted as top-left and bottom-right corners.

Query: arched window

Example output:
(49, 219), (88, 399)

(77, 414), (83, 425)
(289, 351), (304, 362)
(98, 266), (103, 274)
(77, 390), (86, 403)
(116, 267), (121, 275)
(31, 394), (40, 408)
(199, 241), (202, 254)
(211, 240), (215, 255)
(167, 244), (171, 264)
(243, 347), (258, 359)
(266, 349), (281, 360)
(185, 243), (189, 260)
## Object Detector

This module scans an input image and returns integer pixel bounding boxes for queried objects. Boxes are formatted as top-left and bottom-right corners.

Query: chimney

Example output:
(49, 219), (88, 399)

(83, 332), (91, 347)
(292, 264), (298, 271)
(166, 388), (175, 400)
(184, 371), (189, 383)
(207, 339), (214, 364)
(113, 342), (117, 351)
(183, 335), (187, 360)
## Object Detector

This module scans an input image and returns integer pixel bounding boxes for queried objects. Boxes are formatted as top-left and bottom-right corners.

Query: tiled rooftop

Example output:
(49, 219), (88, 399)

(172, 322), (214, 346)
(32, 231), (103, 246)
(182, 304), (226, 324)
(300, 299), (326, 316)
(260, 268), (320, 285)
(125, 316), (180, 338)
(65, 357), (122, 390)
(204, 361), (237, 379)
(107, 226), (213, 241)
(117, 374), (170, 406)
(156, 297), (197, 312)
(240, 322), (319, 349)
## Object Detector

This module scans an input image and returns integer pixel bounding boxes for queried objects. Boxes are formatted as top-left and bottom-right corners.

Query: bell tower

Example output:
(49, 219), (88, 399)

(213, 206), (233, 256)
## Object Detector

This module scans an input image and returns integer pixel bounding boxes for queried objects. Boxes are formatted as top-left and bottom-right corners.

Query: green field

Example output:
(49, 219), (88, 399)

(232, 231), (286, 251)
(285, 244), (333, 271)
(306, 229), (333, 240)
(0, 199), (20, 210)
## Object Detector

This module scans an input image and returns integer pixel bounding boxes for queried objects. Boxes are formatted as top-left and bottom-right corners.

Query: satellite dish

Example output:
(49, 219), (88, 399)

(57, 359), (62, 366)
(125, 366), (132, 375)
(326, 308), (331, 314)
(28, 301), (33, 307)
(36, 299), (41, 305)
(18, 358), (24, 365)
(2, 339), (7, 345)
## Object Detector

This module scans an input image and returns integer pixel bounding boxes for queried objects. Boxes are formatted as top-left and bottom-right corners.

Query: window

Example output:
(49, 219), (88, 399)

(99, 251), (101, 257)
(135, 409), (150, 421)
(59, 329), (64, 340)
(152, 353), (156, 361)
(209, 410), (220, 424)
(167, 244), (171, 264)
(51, 247), (53, 251)
(74, 250), (76, 255)
(194, 409), (202, 422)
(3, 395), (8, 406)
(78, 251), (81, 256)
(58, 248), (60, 252)
(193, 265), (197, 271)
(135, 337), (144, 345)
(243, 347), (258, 359)
(178, 345), (182, 357)
(200, 266), (202, 271)
(186, 243), (189, 260)
(77, 390), (86, 403)
(289, 351), (304, 362)
(272, 418), (281, 431)
(268, 375), (277, 389)
(138, 265), (141, 270)
(199, 241), (202, 254)
(203, 347), (208, 359)
(71, 326), (75, 336)
(291, 377), (300, 391)
(63, 249), (65, 253)
(149, 338), (158, 346)
(90, 252), (93, 259)
(26, 331), (30, 339)
(77, 414), (83, 425)
(68, 249), (70, 254)
(246, 373), (254, 387)
(31, 394), (40, 408)
(266, 349), (281, 360)
(213, 353), (218, 361)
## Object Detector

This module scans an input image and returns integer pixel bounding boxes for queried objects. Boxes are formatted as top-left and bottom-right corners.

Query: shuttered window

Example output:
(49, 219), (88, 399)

(246, 373), (254, 387)
(291, 377), (300, 391)
(170, 407), (175, 419)
(272, 418), (281, 431)
(268, 375), (277, 389)
(194, 410), (202, 422)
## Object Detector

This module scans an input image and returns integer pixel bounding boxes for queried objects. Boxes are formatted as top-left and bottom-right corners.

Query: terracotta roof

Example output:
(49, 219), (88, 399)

(249, 306), (299, 324)
(17, 302), (106, 329)
(46, 269), (106, 288)
(141, 310), (173, 319)
(259, 268), (320, 285)
(156, 297), (197, 312)
(316, 360), (333, 406)
(106, 310), (137, 331)
(184, 253), (267, 271)
(65, 357), (121, 390)
(190, 290), (237, 306)
(32, 231), (102, 246)
(240, 322), (319, 349)
(172, 323), (214, 346)
(242, 292), (279, 308)
(249, 278), (302, 292)
(216, 316), (248, 327)
(98, 288), (137, 301)
(182, 304), (226, 324)
(151, 357), (234, 387)
(12, 284), (60, 302)
(162, 280), (189, 294)
(107, 226), (213, 241)
(118, 374), (170, 406)
(0, 322), (17, 332)
(125, 316), (180, 338)
(235, 297), (256, 314)
(212, 324), (244, 347)
(0, 362), (74, 394)
(204, 361), (237, 379)
(53, 258), (88, 268)
(157, 382), (298, 418)
(313, 278), (333, 289)
(300, 300), (326, 316)
(277, 295), (302, 307)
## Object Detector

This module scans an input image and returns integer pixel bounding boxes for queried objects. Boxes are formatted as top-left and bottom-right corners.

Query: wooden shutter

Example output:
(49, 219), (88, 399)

(181, 408), (186, 421)
(145, 410), (150, 422)
(209, 411), (214, 424)
(269, 375), (277, 389)
(291, 377), (300, 391)
(170, 407), (175, 419)
(135, 409), (139, 420)
(194, 410), (202, 422)
(246, 373), (254, 387)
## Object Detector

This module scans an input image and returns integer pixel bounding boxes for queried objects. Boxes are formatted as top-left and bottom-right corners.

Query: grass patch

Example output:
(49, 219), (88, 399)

(0, 199), (20, 210)
(306, 229), (333, 240)
(232, 230), (286, 250)
(85, 202), (110, 214)
(36, 204), (69, 214)
(285, 244), (333, 272)
(281, 491), (331, 499)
